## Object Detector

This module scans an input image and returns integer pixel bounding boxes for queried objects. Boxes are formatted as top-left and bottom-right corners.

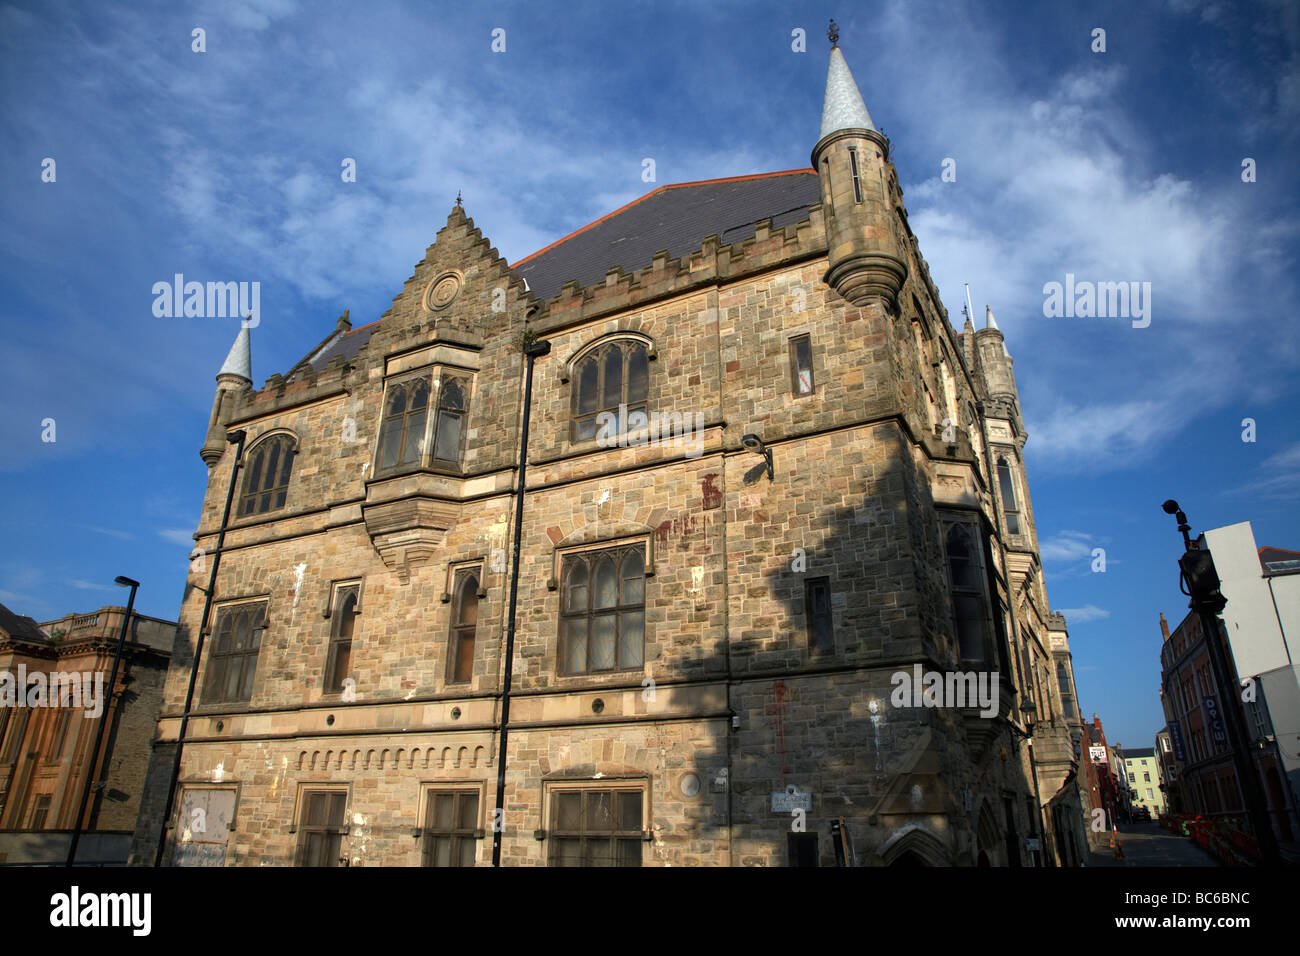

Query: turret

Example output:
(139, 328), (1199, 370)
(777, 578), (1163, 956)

(200, 325), (252, 467)
(811, 23), (906, 313)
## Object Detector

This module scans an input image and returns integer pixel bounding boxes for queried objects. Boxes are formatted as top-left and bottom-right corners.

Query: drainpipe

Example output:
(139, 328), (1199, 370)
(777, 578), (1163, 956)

(493, 337), (550, 867)
(153, 428), (247, 866)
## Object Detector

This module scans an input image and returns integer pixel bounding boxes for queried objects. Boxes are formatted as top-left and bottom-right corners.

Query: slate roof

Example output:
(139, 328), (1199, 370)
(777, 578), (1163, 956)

(1259, 546), (1300, 574)
(0, 601), (49, 643)
(513, 169), (821, 302)
(1121, 747), (1156, 759)
(303, 169), (821, 374)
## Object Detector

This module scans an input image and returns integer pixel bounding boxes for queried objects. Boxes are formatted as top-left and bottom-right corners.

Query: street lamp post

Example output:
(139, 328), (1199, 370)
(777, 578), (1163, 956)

(66, 575), (139, 867)
(1161, 500), (1281, 865)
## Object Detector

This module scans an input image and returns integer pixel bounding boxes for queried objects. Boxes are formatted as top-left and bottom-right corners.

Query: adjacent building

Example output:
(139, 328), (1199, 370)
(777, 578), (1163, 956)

(128, 33), (1089, 867)
(1119, 747), (1165, 818)
(0, 602), (177, 865)
(1159, 523), (1300, 851)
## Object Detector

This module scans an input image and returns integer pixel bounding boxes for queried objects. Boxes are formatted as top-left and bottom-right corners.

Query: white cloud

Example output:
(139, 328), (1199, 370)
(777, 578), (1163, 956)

(69, 579), (114, 591)
(1038, 530), (1102, 563)
(1226, 441), (1300, 500)
(1058, 605), (1112, 624)
(158, 528), (197, 547)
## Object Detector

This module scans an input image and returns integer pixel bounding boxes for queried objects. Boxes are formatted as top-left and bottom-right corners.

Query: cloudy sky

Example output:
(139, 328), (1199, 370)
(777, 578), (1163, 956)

(1, 0), (1297, 748)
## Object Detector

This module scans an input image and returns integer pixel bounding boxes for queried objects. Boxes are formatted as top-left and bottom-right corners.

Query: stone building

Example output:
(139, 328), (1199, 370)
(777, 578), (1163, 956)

(129, 33), (1088, 867)
(0, 602), (177, 864)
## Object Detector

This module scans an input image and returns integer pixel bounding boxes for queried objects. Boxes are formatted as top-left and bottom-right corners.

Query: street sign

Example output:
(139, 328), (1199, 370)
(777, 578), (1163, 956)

(771, 787), (812, 812)
(1202, 695), (1228, 746)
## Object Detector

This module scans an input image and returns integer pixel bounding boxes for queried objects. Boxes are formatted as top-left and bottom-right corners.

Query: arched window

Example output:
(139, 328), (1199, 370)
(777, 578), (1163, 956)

(239, 434), (296, 516)
(571, 341), (649, 443)
(203, 602), (266, 704)
(1057, 661), (1076, 719)
(448, 570), (479, 684)
(945, 523), (989, 664)
(376, 374), (472, 474)
(432, 379), (467, 465)
(559, 545), (645, 674)
(325, 587), (358, 694)
(997, 457), (1020, 535)
(376, 379), (430, 473)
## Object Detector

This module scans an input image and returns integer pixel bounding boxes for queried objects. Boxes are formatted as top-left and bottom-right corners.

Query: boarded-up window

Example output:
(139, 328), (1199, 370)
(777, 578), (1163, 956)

(173, 788), (237, 867)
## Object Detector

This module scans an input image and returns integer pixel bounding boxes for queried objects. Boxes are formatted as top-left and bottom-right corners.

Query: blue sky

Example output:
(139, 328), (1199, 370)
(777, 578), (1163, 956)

(1, 0), (1296, 749)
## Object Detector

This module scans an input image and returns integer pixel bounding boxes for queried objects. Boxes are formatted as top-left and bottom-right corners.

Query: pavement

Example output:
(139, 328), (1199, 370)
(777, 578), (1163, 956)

(1087, 821), (1218, 867)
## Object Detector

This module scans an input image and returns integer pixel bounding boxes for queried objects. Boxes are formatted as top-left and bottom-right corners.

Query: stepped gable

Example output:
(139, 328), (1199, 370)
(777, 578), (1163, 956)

(511, 169), (820, 302)
(301, 170), (819, 372)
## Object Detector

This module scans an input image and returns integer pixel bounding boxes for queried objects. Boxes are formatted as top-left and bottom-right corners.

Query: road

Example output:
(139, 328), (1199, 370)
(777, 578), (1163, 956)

(1088, 821), (1218, 866)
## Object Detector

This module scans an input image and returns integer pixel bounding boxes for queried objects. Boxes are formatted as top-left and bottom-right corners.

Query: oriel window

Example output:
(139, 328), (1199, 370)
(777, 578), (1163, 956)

(944, 523), (991, 664)
(997, 457), (1021, 535)
(376, 378), (430, 473)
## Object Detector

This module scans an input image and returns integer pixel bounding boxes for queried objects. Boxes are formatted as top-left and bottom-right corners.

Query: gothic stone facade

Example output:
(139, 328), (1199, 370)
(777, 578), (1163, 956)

(129, 45), (1088, 867)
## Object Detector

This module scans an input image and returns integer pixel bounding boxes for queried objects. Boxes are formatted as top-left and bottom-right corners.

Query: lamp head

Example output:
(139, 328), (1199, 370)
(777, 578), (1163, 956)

(227, 429), (247, 445)
(1162, 500), (1180, 515)
(741, 433), (765, 454)
(114, 575), (140, 589)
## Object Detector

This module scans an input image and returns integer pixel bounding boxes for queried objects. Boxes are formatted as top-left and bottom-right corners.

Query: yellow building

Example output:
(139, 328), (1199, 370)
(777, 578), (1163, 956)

(1121, 748), (1166, 818)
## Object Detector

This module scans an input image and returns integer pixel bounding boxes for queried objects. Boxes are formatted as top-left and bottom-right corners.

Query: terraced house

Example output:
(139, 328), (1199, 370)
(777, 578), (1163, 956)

(130, 32), (1089, 867)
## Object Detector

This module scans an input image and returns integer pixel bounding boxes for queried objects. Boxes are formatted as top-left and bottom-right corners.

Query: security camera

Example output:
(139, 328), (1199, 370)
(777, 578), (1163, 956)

(740, 433), (774, 484)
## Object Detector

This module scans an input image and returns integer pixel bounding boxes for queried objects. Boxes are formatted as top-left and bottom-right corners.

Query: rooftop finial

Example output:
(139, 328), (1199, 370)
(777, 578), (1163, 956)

(455, 190), (463, 208)
(828, 19), (839, 47)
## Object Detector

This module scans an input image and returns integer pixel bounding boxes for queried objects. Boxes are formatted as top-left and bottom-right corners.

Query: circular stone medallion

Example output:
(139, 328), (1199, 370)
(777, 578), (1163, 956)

(426, 271), (462, 311)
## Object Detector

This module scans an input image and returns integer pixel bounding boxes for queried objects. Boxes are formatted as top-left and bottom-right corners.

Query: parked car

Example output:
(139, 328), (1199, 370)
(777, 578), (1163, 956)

(1132, 806), (1151, 822)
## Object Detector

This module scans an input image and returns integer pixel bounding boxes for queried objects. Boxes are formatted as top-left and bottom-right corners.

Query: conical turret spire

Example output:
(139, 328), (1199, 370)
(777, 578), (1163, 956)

(218, 324), (252, 382)
(985, 305), (999, 330)
(819, 45), (876, 140)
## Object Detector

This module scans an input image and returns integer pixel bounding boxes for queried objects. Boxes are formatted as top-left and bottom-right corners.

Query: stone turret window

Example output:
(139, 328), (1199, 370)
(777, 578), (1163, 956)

(571, 340), (649, 443)
(447, 569), (479, 684)
(324, 585), (359, 695)
(559, 544), (645, 675)
(789, 334), (815, 397)
(997, 457), (1021, 535)
(805, 577), (834, 653)
(239, 434), (296, 516)
(848, 147), (863, 203)
(943, 521), (992, 664)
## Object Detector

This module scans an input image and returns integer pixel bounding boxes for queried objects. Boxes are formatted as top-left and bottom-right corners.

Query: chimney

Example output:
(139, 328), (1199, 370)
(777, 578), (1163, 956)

(1159, 611), (1171, 642)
